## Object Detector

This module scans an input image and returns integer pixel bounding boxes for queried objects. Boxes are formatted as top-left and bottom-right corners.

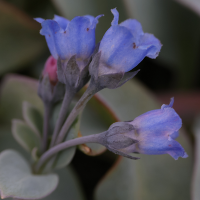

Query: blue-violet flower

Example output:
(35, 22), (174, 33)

(35, 14), (103, 70)
(105, 98), (187, 160)
(98, 8), (162, 75)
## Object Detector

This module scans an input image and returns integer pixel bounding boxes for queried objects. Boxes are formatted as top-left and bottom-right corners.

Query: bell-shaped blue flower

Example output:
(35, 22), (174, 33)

(35, 14), (103, 69)
(120, 98), (188, 160)
(98, 8), (162, 75)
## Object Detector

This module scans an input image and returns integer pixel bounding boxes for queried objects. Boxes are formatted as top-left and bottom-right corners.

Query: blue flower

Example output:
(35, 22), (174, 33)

(35, 14), (103, 68)
(98, 8), (162, 75)
(119, 98), (187, 160)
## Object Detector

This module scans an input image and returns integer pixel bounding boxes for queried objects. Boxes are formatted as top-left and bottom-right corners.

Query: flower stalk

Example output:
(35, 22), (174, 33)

(36, 132), (105, 172)
(50, 88), (75, 147)
(55, 80), (102, 145)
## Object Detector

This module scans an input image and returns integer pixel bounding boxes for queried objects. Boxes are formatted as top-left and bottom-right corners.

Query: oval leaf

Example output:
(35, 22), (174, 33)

(23, 101), (43, 137)
(12, 119), (41, 152)
(0, 150), (58, 199)
(192, 116), (200, 200)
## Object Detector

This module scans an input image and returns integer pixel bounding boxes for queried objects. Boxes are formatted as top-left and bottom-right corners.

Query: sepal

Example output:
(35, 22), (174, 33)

(38, 75), (65, 104)
(0, 150), (58, 199)
(99, 122), (139, 160)
(89, 52), (139, 89)
(57, 56), (90, 92)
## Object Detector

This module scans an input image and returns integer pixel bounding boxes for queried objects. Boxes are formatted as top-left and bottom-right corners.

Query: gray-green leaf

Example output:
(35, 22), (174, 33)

(23, 101), (43, 137)
(12, 119), (41, 153)
(192, 116), (200, 200)
(0, 150), (58, 199)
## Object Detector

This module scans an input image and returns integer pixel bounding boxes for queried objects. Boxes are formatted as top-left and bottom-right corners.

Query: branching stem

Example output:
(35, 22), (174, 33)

(55, 82), (100, 145)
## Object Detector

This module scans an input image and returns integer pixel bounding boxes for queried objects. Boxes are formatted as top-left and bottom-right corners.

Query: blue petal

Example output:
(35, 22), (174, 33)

(53, 15), (70, 30)
(84, 14), (104, 28)
(111, 8), (119, 26)
(120, 19), (143, 44)
(139, 33), (162, 59)
(99, 25), (152, 73)
(40, 20), (61, 59)
(34, 18), (45, 23)
(53, 16), (96, 60)
(161, 97), (174, 109)
(138, 137), (187, 160)
(170, 131), (179, 140)
(131, 105), (182, 138)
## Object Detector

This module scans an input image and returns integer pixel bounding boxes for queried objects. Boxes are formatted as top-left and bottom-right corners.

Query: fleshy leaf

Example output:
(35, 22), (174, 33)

(95, 157), (135, 200)
(12, 119), (41, 153)
(0, 150), (58, 199)
(0, 74), (43, 126)
(192, 116), (200, 200)
(175, 0), (200, 16)
(42, 168), (85, 200)
(0, 1), (46, 75)
(23, 101), (43, 137)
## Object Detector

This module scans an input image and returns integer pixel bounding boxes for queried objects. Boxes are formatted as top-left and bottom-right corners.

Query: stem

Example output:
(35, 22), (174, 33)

(50, 88), (75, 147)
(42, 103), (52, 153)
(36, 132), (105, 172)
(55, 81), (100, 145)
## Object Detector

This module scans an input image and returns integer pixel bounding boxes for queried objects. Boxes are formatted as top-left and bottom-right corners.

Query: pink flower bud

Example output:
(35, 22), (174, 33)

(43, 55), (58, 85)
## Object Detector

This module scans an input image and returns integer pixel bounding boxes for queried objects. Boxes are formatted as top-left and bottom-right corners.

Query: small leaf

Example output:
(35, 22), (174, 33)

(0, 150), (58, 199)
(12, 119), (41, 152)
(23, 101), (43, 137)
(32, 147), (40, 162)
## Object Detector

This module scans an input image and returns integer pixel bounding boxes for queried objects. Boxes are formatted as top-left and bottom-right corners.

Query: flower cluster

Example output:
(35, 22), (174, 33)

(35, 8), (161, 90)
(34, 8), (187, 161)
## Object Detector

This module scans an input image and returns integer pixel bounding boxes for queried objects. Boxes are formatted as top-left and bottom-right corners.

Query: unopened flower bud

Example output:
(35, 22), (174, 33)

(43, 55), (58, 85)
(38, 56), (65, 104)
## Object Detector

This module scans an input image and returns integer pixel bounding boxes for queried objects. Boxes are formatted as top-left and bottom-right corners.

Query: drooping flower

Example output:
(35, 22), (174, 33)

(103, 98), (188, 160)
(35, 14), (103, 70)
(43, 55), (58, 85)
(97, 8), (162, 75)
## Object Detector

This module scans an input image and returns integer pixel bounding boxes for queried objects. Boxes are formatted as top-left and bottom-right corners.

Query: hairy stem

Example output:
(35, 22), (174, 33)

(50, 88), (75, 147)
(42, 104), (52, 153)
(36, 132), (105, 172)
(55, 82), (100, 145)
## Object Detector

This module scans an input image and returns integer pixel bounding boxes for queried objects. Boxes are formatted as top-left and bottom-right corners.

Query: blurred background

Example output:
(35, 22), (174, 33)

(0, 0), (200, 200)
